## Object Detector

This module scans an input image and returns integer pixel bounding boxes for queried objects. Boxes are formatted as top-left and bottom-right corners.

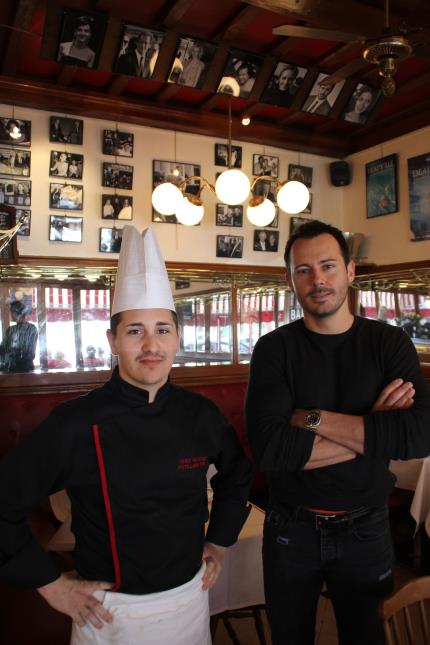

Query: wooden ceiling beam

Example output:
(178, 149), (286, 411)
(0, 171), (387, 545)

(213, 5), (262, 42)
(1, 0), (39, 75)
(161, 0), (197, 30)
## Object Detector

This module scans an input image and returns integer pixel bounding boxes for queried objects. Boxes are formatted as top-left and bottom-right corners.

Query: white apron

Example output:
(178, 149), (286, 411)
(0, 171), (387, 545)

(70, 562), (211, 645)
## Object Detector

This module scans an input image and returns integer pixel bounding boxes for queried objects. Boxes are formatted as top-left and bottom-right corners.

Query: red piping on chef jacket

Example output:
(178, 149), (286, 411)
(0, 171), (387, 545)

(92, 424), (121, 592)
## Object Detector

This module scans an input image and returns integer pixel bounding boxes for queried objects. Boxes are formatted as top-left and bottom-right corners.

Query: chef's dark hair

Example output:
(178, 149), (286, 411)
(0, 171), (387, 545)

(284, 219), (350, 271)
(110, 310), (179, 335)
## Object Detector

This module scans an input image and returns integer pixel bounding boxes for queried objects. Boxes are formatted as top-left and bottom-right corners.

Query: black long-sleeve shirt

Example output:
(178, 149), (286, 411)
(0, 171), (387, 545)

(246, 316), (430, 510)
(0, 369), (252, 592)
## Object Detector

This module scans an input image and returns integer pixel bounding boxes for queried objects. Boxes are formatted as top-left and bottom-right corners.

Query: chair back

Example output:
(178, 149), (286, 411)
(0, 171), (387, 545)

(379, 576), (430, 645)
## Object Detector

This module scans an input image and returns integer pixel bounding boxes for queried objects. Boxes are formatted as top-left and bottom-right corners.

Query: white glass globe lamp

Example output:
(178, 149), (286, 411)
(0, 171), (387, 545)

(276, 180), (310, 214)
(175, 195), (204, 226)
(215, 169), (251, 205)
(246, 197), (276, 227)
(151, 182), (183, 216)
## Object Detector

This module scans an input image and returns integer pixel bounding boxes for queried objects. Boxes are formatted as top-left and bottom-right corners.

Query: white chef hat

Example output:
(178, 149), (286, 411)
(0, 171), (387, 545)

(111, 226), (175, 316)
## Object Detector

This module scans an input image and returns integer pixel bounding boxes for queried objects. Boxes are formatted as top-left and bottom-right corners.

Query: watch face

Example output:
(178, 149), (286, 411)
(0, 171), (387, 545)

(305, 410), (321, 428)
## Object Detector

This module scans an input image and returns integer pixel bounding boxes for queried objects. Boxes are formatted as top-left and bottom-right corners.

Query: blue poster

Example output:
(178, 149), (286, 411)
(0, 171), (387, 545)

(408, 152), (430, 241)
(365, 154), (398, 218)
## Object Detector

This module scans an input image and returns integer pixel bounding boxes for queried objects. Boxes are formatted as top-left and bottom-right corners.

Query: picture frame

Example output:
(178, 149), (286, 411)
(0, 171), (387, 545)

(114, 24), (165, 79)
(0, 117), (31, 146)
(102, 194), (133, 220)
(0, 205), (18, 263)
(152, 160), (200, 223)
(301, 192), (313, 214)
(288, 163), (313, 188)
(49, 151), (84, 179)
(290, 215), (312, 236)
(50, 183), (83, 211)
(261, 62), (308, 108)
(0, 148), (30, 177)
(217, 49), (263, 99)
(342, 82), (381, 125)
(56, 7), (107, 69)
(214, 143), (242, 168)
(408, 152), (430, 241)
(253, 178), (277, 203)
(49, 116), (83, 145)
(49, 215), (83, 243)
(216, 235), (244, 258)
(254, 229), (279, 252)
(102, 162), (133, 189)
(216, 204), (243, 227)
(267, 206), (279, 228)
(366, 154), (398, 219)
(167, 37), (217, 89)
(102, 130), (134, 158)
(99, 227), (123, 253)
(0, 179), (31, 206)
(301, 73), (345, 116)
(252, 154), (279, 178)
(15, 209), (31, 236)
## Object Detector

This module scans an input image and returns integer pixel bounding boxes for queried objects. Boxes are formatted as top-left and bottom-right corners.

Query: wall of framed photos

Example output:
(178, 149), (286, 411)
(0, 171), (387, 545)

(0, 102), (344, 267)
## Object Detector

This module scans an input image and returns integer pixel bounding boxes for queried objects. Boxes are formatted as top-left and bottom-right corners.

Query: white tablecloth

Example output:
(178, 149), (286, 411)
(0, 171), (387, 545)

(389, 456), (430, 537)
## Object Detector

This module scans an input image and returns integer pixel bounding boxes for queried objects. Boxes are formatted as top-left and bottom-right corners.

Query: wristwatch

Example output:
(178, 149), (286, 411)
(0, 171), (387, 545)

(304, 409), (322, 431)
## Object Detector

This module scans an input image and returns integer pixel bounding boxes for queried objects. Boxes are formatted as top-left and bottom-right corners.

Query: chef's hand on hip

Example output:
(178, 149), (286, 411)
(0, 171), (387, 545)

(202, 541), (225, 590)
(37, 570), (114, 628)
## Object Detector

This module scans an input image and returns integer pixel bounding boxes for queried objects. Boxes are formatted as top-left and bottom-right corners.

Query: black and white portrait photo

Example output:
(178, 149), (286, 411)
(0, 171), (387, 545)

(152, 160), (200, 223)
(102, 163), (133, 190)
(16, 209), (31, 236)
(0, 118), (31, 146)
(0, 179), (31, 206)
(288, 164), (313, 188)
(50, 183), (83, 211)
(216, 235), (244, 258)
(102, 194), (133, 220)
(216, 204), (243, 227)
(56, 8), (107, 69)
(301, 192), (313, 214)
(100, 227), (123, 253)
(217, 49), (263, 99)
(302, 73), (345, 116)
(168, 37), (216, 89)
(253, 178), (277, 203)
(267, 206), (279, 228)
(49, 215), (83, 243)
(290, 215), (311, 236)
(252, 154), (279, 178)
(102, 130), (134, 158)
(49, 117), (83, 145)
(261, 62), (308, 108)
(341, 83), (380, 125)
(214, 143), (242, 168)
(49, 151), (83, 179)
(0, 148), (30, 177)
(254, 229), (279, 252)
(114, 24), (164, 79)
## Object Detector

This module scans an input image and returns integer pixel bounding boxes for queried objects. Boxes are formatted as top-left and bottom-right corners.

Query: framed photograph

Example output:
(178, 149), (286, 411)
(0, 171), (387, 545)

(168, 37), (217, 89)
(267, 206), (279, 228)
(102, 130), (134, 158)
(301, 192), (313, 214)
(217, 49), (263, 99)
(49, 215), (83, 243)
(216, 235), (243, 258)
(102, 162), (133, 189)
(152, 160), (200, 223)
(216, 204), (243, 227)
(408, 152), (430, 241)
(16, 209), (31, 236)
(0, 148), (30, 177)
(0, 179), (31, 206)
(252, 154), (279, 178)
(49, 151), (83, 179)
(114, 24), (164, 79)
(366, 155), (398, 219)
(100, 227), (123, 253)
(0, 206), (18, 263)
(102, 194), (133, 220)
(342, 82), (381, 125)
(50, 183), (83, 211)
(253, 178), (277, 203)
(56, 8), (107, 68)
(290, 215), (312, 236)
(261, 62), (308, 108)
(50, 117), (83, 145)
(288, 164), (313, 188)
(254, 229), (279, 252)
(301, 73), (345, 116)
(0, 117), (31, 146)
(214, 143), (242, 168)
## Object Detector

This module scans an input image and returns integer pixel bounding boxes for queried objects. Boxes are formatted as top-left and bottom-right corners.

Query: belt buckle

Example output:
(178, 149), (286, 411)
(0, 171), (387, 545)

(315, 513), (338, 530)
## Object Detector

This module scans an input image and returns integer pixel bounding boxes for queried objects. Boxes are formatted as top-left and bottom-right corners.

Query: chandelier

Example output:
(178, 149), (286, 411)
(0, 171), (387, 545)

(151, 98), (310, 226)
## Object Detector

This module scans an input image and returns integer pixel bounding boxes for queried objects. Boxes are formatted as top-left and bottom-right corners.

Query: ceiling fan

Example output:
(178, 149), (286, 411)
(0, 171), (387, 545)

(272, 0), (418, 97)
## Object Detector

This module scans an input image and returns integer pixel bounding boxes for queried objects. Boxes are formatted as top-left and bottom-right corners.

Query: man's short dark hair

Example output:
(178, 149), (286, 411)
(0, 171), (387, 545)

(284, 220), (350, 270)
(110, 310), (179, 336)
(10, 300), (27, 319)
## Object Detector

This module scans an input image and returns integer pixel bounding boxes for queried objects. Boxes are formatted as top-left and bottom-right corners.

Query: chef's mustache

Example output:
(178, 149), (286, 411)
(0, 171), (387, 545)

(307, 288), (333, 297)
(136, 352), (166, 360)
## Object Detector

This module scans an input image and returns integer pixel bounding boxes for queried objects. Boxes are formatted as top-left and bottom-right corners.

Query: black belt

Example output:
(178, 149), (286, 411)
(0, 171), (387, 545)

(267, 505), (374, 531)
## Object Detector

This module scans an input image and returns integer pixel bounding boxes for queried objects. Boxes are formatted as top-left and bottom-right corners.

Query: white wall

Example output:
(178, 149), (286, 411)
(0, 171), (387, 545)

(344, 125), (430, 265)
(5, 103), (343, 267)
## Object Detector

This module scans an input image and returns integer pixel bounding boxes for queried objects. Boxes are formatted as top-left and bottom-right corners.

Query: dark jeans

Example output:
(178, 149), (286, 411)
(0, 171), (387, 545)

(263, 504), (394, 645)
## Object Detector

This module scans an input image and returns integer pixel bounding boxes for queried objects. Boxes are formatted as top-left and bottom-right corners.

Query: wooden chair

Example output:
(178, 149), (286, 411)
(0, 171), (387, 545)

(379, 576), (430, 644)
